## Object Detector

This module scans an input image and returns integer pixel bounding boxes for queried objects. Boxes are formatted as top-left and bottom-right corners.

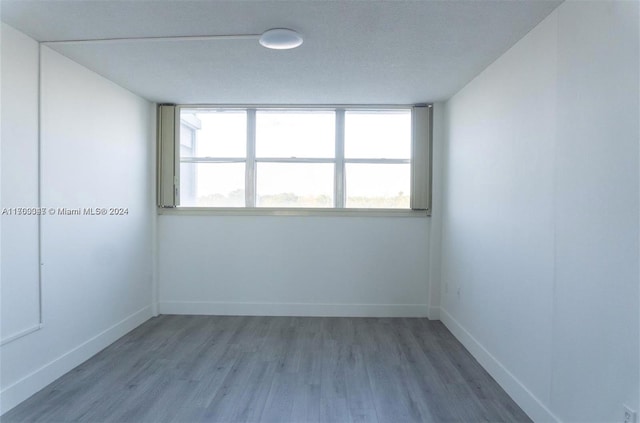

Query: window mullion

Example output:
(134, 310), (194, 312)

(246, 109), (256, 207)
(335, 109), (345, 208)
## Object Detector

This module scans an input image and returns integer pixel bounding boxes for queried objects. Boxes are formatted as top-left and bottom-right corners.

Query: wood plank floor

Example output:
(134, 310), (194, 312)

(2, 315), (531, 423)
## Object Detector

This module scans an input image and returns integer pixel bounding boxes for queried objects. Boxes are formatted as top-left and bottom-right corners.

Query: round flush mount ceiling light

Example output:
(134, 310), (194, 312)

(259, 28), (303, 50)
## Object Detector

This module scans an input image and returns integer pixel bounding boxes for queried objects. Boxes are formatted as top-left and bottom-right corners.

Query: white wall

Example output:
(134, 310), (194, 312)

(441, 2), (639, 422)
(158, 215), (430, 317)
(552, 3), (639, 421)
(0, 24), (155, 414)
(1, 24), (41, 342)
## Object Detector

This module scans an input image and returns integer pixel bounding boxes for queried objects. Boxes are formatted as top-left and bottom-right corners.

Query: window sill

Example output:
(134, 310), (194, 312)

(158, 207), (429, 218)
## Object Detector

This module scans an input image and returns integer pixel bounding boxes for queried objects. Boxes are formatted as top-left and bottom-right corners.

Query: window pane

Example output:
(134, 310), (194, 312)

(180, 162), (245, 207)
(256, 111), (335, 158)
(345, 110), (411, 159)
(256, 163), (333, 207)
(345, 163), (410, 209)
(180, 109), (246, 158)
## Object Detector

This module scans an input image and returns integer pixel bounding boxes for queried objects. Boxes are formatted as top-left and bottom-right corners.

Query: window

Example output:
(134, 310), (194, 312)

(158, 105), (431, 213)
(255, 110), (335, 208)
(178, 109), (247, 207)
(344, 110), (411, 208)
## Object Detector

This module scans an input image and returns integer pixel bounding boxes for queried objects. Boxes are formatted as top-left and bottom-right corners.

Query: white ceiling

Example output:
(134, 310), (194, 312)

(1, 0), (561, 104)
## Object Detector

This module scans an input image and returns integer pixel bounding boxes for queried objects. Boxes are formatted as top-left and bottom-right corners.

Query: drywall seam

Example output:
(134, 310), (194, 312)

(150, 103), (159, 317)
(36, 41), (43, 328)
(548, 8), (560, 417)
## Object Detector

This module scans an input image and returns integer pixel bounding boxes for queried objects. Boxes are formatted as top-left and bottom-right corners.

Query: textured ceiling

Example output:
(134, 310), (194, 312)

(1, 0), (561, 104)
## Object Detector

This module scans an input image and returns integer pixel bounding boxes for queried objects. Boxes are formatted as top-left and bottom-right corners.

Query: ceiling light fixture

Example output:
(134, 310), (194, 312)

(259, 28), (303, 50)
(41, 28), (304, 50)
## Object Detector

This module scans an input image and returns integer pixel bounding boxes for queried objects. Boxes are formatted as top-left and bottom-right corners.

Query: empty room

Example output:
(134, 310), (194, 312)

(1, 1), (638, 422)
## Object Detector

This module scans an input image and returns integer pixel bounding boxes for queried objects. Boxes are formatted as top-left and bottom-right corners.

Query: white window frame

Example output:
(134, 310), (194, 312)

(158, 104), (431, 217)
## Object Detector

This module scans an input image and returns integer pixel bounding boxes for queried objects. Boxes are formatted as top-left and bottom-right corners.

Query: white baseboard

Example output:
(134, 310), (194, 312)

(427, 306), (441, 320)
(0, 305), (153, 415)
(158, 301), (428, 318)
(440, 308), (560, 423)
